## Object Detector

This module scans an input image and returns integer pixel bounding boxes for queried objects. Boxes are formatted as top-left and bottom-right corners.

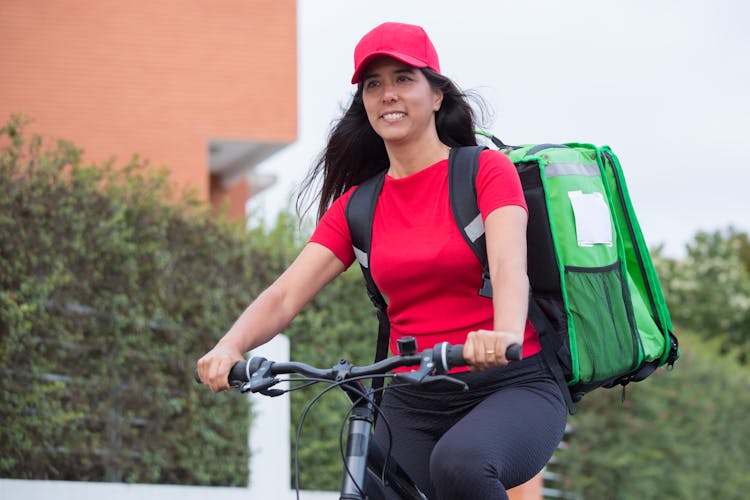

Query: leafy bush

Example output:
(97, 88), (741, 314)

(653, 229), (750, 363)
(0, 115), (281, 484)
(0, 115), (377, 489)
(559, 330), (750, 499)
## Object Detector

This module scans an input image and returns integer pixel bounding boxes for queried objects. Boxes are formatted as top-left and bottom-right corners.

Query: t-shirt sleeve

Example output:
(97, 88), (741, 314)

(476, 149), (527, 219)
(308, 188), (357, 268)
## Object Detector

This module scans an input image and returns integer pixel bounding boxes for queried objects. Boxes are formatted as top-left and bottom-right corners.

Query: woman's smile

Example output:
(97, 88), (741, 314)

(381, 111), (407, 122)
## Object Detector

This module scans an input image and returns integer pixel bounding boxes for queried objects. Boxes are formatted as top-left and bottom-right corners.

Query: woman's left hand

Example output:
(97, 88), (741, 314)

(463, 329), (523, 371)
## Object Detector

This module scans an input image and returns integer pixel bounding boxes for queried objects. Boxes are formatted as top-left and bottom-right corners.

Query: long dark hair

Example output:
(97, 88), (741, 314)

(297, 68), (483, 221)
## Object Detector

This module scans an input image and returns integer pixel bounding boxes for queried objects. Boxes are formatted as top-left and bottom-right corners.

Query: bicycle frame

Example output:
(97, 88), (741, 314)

(339, 380), (426, 500)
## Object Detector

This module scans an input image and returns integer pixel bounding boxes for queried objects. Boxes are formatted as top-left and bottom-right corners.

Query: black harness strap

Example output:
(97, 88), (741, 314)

(528, 298), (577, 414)
(345, 171), (389, 402)
(448, 146), (492, 298)
(448, 145), (577, 414)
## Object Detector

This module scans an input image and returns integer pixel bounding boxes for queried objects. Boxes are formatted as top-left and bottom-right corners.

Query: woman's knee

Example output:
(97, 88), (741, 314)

(429, 437), (504, 498)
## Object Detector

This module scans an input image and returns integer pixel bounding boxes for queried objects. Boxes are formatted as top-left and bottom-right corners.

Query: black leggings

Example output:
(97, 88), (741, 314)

(372, 354), (567, 500)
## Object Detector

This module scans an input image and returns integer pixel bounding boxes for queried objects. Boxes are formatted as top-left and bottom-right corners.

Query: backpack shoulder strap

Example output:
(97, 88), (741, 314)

(452, 141), (578, 414)
(448, 146), (493, 297)
(345, 171), (390, 367)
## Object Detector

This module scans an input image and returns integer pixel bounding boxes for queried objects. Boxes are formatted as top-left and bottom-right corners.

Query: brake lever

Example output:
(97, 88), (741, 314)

(422, 374), (469, 391)
(392, 371), (427, 384)
(260, 388), (285, 397)
(238, 358), (280, 394)
(238, 378), (284, 395)
(393, 370), (469, 391)
(392, 353), (436, 385)
(392, 346), (469, 390)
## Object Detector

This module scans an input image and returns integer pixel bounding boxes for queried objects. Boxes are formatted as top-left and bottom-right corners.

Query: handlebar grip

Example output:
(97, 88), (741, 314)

(435, 342), (523, 373)
(445, 343), (467, 368)
(505, 343), (523, 361)
(229, 360), (249, 383)
(228, 356), (266, 384)
(193, 357), (265, 386)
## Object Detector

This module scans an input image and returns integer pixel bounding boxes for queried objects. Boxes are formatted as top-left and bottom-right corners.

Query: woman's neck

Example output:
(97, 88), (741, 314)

(385, 135), (449, 179)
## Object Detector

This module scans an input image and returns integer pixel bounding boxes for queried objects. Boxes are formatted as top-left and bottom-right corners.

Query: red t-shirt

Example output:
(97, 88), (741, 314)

(310, 149), (542, 369)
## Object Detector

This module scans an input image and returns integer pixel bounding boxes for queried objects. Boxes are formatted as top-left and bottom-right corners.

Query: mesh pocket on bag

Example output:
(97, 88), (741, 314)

(564, 262), (641, 384)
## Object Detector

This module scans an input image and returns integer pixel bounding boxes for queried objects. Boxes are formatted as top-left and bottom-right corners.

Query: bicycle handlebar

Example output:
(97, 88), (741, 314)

(194, 340), (522, 393)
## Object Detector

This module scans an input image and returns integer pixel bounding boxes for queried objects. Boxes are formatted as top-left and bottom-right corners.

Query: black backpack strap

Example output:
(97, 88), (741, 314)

(448, 146), (493, 298)
(528, 298), (577, 414)
(451, 143), (577, 414)
(345, 171), (390, 401)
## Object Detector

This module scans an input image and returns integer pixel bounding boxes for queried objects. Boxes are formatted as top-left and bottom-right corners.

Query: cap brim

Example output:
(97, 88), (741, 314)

(351, 51), (429, 84)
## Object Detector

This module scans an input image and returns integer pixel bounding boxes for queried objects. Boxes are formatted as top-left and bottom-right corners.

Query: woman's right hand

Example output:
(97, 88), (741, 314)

(196, 343), (245, 393)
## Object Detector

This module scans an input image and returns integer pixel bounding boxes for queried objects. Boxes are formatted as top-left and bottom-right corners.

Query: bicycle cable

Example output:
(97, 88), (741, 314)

(287, 372), (397, 500)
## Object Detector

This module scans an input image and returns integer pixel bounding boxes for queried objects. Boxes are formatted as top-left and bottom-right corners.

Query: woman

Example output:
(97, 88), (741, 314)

(198, 21), (567, 499)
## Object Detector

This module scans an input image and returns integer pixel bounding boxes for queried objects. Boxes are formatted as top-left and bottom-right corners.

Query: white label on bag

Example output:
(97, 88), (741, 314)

(567, 190), (613, 247)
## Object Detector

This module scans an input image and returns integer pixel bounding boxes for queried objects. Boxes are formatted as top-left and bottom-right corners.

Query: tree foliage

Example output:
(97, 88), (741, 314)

(653, 228), (750, 363)
(0, 115), (281, 484)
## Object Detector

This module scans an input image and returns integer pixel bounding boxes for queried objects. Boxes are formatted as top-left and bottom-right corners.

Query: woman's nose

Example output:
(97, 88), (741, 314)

(382, 83), (398, 102)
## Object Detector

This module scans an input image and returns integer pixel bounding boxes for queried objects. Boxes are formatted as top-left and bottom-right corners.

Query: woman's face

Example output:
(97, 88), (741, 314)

(360, 57), (443, 146)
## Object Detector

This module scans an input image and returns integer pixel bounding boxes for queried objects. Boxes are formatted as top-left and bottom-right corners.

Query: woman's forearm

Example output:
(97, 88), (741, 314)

(491, 264), (529, 337)
(214, 285), (296, 353)
(198, 243), (345, 392)
(212, 242), (346, 354)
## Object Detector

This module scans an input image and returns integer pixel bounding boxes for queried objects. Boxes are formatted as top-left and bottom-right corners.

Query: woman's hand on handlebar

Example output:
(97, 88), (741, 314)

(463, 330), (523, 371)
(196, 343), (245, 393)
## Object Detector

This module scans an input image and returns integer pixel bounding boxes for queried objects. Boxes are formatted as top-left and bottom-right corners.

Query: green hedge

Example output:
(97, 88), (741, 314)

(0, 115), (378, 488)
(0, 116), (283, 484)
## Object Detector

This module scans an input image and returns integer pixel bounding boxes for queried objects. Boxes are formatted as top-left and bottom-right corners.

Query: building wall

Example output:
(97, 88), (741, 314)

(0, 0), (297, 218)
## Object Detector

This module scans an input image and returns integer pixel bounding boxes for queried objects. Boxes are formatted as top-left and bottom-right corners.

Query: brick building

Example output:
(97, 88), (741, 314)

(0, 0), (297, 219)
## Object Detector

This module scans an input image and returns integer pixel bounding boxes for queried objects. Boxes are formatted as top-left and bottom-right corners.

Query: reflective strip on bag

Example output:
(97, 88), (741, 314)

(545, 162), (600, 177)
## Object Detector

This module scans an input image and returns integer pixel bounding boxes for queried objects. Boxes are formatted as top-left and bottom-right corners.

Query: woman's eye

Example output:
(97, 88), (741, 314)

(365, 80), (380, 89)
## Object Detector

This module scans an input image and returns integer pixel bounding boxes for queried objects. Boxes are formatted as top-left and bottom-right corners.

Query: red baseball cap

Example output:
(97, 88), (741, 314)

(351, 22), (441, 84)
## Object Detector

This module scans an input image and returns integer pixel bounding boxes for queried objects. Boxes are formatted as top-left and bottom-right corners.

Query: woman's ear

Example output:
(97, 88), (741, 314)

(433, 89), (444, 112)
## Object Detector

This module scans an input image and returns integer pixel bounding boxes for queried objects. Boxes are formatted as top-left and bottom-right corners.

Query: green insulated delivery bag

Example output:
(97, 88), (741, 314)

(476, 136), (679, 411)
(347, 134), (679, 413)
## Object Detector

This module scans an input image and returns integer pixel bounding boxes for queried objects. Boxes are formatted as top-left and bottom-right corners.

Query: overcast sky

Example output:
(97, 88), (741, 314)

(251, 0), (749, 258)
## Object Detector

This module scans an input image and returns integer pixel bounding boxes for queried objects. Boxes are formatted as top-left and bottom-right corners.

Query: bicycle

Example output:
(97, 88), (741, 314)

(196, 337), (522, 500)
